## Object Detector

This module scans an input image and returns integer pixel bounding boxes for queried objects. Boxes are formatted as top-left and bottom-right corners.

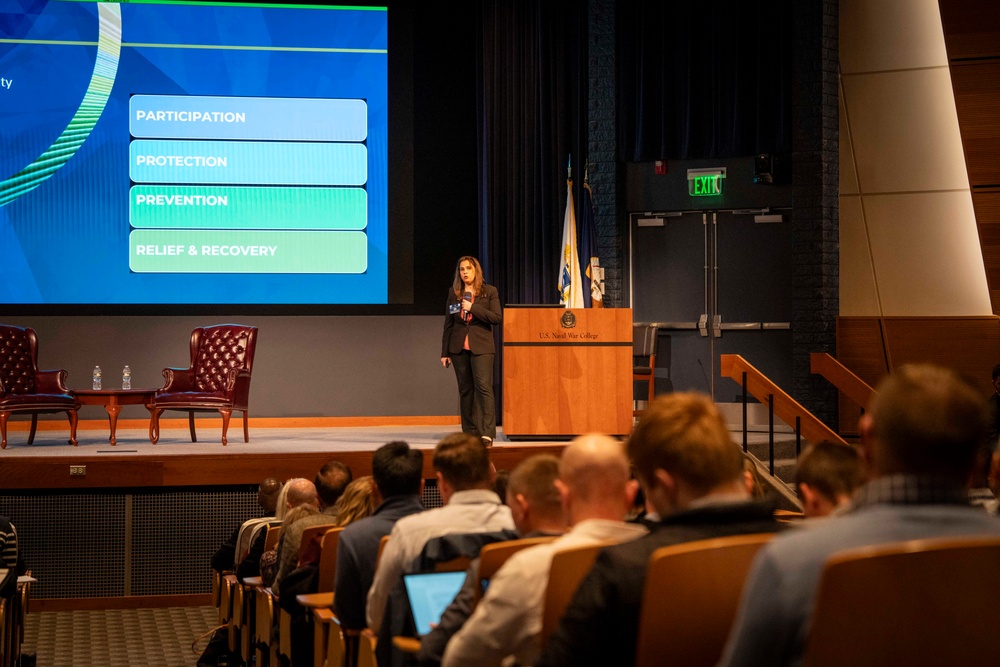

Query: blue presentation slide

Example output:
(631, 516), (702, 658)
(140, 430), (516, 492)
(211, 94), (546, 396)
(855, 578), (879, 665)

(0, 0), (388, 304)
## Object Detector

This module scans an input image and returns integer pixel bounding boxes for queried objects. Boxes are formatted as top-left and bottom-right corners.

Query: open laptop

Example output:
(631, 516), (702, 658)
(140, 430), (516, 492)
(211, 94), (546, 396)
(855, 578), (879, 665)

(403, 571), (467, 636)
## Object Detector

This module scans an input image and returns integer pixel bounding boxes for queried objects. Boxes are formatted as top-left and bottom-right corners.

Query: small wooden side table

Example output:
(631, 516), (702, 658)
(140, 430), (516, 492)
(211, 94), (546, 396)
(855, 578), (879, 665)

(74, 389), (157, 446)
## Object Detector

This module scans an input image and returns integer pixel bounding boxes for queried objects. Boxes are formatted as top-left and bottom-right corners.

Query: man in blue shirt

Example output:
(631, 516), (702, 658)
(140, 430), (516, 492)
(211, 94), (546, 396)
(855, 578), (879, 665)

(334, 441), (425, 630)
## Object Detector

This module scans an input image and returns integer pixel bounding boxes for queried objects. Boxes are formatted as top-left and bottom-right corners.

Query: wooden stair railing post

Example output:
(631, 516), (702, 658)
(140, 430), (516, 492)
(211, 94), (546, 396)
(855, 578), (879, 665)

(768, 393), (775, 475)
(742, 372), (748, 453)
(795, 416), (802, 457)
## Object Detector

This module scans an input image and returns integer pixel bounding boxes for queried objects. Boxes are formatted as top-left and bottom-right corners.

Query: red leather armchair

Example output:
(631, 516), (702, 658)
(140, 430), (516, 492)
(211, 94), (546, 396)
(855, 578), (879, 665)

(150, 324), (258, 446)
(0, 325), (78, 449)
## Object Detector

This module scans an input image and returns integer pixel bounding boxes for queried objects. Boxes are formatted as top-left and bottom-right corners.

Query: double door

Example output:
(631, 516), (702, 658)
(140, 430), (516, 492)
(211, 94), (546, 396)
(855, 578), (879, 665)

(630, 210), (792, 402)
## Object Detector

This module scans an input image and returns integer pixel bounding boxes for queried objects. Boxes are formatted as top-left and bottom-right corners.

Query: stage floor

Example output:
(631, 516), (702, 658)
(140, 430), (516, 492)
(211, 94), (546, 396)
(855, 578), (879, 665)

(1, 423), (526, 457)
(0, 422), (568, 490)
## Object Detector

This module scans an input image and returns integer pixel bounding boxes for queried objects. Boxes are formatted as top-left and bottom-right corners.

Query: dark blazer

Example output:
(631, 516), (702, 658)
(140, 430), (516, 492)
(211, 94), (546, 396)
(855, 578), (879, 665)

(441, 284), (502, 356)
(536, 501), (783, 667)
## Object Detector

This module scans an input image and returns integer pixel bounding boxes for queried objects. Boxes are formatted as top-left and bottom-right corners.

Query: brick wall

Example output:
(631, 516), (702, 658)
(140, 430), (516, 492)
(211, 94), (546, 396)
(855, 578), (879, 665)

(587, 0), (623, 307)
(791, 0), (840, 427)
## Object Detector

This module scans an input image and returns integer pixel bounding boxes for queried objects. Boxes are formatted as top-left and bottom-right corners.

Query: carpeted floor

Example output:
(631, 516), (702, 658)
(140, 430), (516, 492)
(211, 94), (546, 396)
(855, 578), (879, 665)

(23, 606), (219, 667)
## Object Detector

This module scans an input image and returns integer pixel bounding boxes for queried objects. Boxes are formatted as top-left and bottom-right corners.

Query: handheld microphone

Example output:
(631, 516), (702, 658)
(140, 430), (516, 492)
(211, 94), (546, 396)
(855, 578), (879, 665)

(463, 291), (472, 302)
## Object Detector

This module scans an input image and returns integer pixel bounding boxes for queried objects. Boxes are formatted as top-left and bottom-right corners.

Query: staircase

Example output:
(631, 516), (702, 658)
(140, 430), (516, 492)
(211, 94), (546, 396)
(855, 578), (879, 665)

(717, 353), (871, 512)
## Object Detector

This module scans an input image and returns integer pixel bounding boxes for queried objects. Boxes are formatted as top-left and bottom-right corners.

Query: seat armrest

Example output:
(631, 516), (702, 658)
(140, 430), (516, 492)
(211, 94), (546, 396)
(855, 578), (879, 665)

(160, 367), (195, 392)
(297, 592), (334, 609)
(393, 637), (421, 654)
(35, 369), (70, 394)
(313, 607), (337, 623)
(230, 368), (253, 406)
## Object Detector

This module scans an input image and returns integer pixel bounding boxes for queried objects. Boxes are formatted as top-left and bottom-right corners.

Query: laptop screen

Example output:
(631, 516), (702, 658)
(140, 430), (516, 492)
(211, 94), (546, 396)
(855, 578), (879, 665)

(403, 571), (467, 636)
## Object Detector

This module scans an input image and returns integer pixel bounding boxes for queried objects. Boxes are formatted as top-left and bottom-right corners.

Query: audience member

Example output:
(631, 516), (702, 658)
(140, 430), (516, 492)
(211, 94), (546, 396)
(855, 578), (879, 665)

(211, 477), (281, 573)
(492, 469), (511, 505)
(988, 363), (1000, 445)
(718, 364), (1000, 667)
(316, 459), (354, 513)
(273, 463), (352, 595)
(335, 441), (426, 631)
(984, 362), (1000, 484)
(988, 450), (1000, 514)
(0, 514), (23, 574)
(442, 436), (646, 667)
(536, 393), (781, 667)
(418, 454), (567, 666)
(743, 455), (767, 500)
(794, 440), (864, 518)
(261, 478), (321, 588)
(336, 476), (378, 527)
(237, 477), (303, 582)
(366, 432), (514, 633)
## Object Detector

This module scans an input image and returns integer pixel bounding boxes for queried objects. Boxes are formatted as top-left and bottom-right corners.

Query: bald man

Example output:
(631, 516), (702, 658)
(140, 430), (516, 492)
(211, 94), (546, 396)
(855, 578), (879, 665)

(441, 434), (647, 667)
(536, 393), (782, 667)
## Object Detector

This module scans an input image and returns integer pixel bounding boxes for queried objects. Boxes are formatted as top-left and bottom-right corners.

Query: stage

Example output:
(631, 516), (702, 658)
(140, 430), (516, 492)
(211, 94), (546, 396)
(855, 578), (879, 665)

(0, 417), (568, 490)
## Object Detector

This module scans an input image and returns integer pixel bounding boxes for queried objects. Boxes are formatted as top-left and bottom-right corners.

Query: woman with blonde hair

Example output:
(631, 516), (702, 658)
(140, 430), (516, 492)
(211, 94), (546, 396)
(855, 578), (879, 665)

(335, 476), (377, 526)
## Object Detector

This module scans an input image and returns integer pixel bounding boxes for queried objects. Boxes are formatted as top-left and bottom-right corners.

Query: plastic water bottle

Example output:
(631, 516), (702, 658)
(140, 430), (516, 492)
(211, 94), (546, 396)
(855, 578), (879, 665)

(92, 366), (102, 390)
(122, 365), (131, 390)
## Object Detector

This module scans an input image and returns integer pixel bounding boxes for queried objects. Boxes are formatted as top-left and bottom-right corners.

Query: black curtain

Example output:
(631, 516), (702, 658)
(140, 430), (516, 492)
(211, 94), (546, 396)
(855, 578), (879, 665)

(476, 0), (588, 305)
(617, 0), (793, 161)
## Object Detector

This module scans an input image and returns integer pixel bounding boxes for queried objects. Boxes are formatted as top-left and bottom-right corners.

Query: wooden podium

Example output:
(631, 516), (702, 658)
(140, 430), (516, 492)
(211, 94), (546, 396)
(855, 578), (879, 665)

(502, 307), (633, 438)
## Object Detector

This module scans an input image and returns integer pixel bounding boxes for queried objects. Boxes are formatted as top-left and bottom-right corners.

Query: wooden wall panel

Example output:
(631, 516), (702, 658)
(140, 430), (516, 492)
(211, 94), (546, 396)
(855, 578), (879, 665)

(881, 316), (1000, 394)
(836, 317), (889, 435)
(940, 0), (1000, 312)
(950, 62), (1000, 187)
(939, 0), (1000, 60)
(836, 316), (1000, 433)
(973, 190), (1000, 308)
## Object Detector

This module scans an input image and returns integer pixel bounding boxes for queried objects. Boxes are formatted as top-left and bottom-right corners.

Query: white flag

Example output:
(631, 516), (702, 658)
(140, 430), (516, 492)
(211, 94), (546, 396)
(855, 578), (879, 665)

(559, 178), (584, 308)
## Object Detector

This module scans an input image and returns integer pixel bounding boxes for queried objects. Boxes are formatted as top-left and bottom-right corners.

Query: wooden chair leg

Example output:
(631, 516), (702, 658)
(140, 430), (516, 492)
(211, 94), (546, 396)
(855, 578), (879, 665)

(27, 414), (38, 445)
(150, 408), (164, 444)
(243, 410), (250, 443)
(189, 411), (197, 442)
(0, 413), (9, 450)
(220, 409), (232, 446)
(67, 409), (78, 446)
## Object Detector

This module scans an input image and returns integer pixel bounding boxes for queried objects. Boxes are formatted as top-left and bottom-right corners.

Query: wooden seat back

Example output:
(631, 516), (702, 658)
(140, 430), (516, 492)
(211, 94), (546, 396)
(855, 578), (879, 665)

(317, 526), (346, 592)
(434, 556), (470, 573)
(298, 522), (338, 561)
(634, 533), (775, 667)
(263, 525), (282, 552)
(802, 536), (1000, 667)
(376, 535), (390, 568)
(474, 536), (558, 605)
(540, 542), (609, 645)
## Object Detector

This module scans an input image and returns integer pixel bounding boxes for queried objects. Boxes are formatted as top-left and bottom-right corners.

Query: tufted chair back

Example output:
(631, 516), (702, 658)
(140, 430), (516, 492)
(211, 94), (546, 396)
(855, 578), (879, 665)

(0, 324), (78, 449)
(152, 323), (258, 445)
(0, 326), (38, 395)
(190, 325), (257, 394)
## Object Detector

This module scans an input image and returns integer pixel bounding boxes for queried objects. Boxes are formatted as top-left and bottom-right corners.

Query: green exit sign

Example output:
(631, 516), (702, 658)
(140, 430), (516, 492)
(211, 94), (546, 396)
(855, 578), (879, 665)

(687, 168), (726, 197)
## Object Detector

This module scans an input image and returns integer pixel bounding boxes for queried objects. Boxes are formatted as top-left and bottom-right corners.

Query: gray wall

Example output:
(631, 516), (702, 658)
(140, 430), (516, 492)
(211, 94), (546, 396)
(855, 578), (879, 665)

(17, 316), (458, 419)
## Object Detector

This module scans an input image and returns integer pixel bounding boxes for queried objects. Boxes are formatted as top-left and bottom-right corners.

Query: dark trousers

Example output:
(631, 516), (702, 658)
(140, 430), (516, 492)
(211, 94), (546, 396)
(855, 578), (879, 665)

(450, 351), (496, 440)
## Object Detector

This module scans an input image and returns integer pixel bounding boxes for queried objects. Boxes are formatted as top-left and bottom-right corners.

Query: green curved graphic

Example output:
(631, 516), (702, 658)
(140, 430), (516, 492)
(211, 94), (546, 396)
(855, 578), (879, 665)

(0, 3), (121, 207)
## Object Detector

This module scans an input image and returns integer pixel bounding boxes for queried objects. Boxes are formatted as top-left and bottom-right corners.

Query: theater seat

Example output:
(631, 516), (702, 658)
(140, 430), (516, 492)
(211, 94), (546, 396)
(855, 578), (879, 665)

(150, 324), (257, 445)
(0, 325), (78, 449)
(635, 533), (775, 667)
(802, 535), (1000, 667)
